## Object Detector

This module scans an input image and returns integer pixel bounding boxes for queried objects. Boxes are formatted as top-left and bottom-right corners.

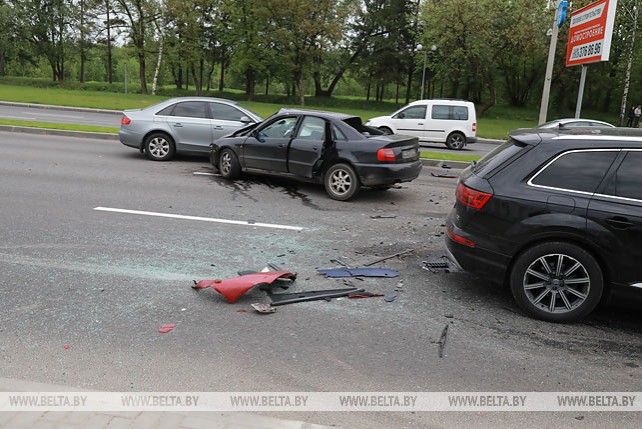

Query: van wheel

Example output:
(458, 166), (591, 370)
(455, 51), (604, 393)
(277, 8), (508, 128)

(446, 132), (466, 150)
(379, 127), (393, 135)
(509, 242), (603, 323)
(324, 163), (360, 201)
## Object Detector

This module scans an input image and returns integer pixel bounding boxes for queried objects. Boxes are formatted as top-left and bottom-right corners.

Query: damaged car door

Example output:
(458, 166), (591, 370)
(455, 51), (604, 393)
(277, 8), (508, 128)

(242, 116), (298, 173)
(287, 115), (328, 177)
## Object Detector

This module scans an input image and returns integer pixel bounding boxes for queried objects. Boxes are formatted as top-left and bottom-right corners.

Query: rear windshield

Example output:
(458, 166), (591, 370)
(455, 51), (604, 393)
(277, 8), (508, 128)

(343, 117), (384, 136)
(472, 138), (528, 177)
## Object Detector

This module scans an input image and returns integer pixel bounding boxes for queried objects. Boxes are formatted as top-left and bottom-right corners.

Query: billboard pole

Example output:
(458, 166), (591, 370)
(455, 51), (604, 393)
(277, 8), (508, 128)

(575, 65), (588, 118)
(539, 1), (566, 125)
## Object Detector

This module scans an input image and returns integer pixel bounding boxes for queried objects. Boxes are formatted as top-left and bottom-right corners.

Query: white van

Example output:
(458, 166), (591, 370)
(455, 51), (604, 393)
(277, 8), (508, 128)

(365, 99), (477, 150)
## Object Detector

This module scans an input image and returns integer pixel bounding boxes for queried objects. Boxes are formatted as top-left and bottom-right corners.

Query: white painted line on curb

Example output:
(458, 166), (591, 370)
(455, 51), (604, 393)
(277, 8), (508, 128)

(93, 207), (304, 231)
(193, 172), (218, 176)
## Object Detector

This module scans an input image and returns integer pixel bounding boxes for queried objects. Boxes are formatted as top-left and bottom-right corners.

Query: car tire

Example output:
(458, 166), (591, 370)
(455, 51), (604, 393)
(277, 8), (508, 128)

(218, 148), (241, 179)
(324, 163), (360, 201)
(509, 242), (603, 323)
(144, 132), (175, 161)
(445, 132), (466, 150)
(379, 127), (393, 135)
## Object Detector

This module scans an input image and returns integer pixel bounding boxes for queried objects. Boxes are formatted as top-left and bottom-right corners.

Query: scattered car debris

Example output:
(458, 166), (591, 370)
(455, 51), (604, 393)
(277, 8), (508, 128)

(369, 215), (397, 219)
(422, 258), (457, 273)
(394, 280), (405, 291)
(347, 292), (385, 299)
(444, 314), (454, 319)
(236, 310), (248, 313)
(159, 324), (176, 334)
(363, 249), (413, 267)
(438, 324), (449, 358)
(268, 287), (363, 306)
(431, 172), (458, 179)
(63, 344), (70, 350)
(250, 303), (277, 314)
(193, 271), (297, 303)
(384, 291), (399, 302)
(318, 258), (398, 278)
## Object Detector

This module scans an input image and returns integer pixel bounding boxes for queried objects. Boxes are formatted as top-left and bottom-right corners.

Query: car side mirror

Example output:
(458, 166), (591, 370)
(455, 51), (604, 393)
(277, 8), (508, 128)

(397, 112), (405, 119)
(252, 129), (265, 143)
(240, 116), (252, 124)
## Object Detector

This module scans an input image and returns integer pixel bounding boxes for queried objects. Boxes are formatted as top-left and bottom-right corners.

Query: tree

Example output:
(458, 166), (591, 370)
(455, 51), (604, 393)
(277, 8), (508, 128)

(262, 0), (345, 105)
(115, 0), (159, 93)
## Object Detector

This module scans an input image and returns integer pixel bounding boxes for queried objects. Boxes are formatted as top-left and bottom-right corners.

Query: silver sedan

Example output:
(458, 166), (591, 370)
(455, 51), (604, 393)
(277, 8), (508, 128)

(119, 97), (263, 161)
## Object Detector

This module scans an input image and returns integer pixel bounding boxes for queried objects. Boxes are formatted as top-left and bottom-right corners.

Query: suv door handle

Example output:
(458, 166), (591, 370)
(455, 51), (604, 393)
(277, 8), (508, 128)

(606, 216), (634, 230)
(213, 126), (223, 130)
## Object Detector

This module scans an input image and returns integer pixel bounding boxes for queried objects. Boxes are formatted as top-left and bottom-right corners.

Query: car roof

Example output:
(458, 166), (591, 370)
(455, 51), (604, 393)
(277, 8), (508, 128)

(276, 108), (357, 120)
(164, 96), (240, 105)
(539, 118), (614, 127)
(408, 99), (474, 105)
(509, 127), (642, 147)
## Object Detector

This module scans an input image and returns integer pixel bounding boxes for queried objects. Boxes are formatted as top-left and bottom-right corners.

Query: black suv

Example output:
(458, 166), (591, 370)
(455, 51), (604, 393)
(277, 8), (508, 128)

(446, 127), (642, 322)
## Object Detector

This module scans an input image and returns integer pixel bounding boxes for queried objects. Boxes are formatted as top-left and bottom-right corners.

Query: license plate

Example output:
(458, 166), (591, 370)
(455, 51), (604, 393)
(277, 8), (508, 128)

(402, 149), (415, 159)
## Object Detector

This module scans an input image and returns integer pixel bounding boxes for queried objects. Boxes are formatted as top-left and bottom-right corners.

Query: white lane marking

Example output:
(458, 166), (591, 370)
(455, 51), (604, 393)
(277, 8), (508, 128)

(193, 172), (218, 176)
(93, 207), (304, 231)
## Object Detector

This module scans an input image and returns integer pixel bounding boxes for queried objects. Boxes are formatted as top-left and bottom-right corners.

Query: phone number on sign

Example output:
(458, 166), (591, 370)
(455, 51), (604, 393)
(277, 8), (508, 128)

(570, 41), (602, 61)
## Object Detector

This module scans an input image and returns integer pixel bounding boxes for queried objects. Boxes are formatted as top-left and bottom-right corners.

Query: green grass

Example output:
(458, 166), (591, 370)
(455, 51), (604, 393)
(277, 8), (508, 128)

(420, 151), (480, 162)
(0, 118), (118, 134)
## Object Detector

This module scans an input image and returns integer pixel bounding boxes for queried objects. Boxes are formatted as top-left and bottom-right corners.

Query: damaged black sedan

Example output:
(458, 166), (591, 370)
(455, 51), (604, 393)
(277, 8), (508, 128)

(209, 109), (422, 200)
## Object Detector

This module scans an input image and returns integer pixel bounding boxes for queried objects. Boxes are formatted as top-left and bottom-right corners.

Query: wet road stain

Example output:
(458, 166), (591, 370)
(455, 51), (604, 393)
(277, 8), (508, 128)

(203, 171), (324, 210)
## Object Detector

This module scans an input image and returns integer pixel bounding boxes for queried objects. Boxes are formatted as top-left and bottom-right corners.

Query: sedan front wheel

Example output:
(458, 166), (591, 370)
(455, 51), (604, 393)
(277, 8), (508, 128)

(218, 148), (241, 179)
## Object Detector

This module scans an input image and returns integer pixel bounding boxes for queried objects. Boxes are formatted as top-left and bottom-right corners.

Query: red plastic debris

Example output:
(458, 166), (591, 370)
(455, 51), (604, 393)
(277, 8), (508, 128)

(193, 271), (297, 304)
(236, 310), (248, 313)
(63, 344), (70, 349)
(347, 293), (384, 299)
(159, 324), (176, 334)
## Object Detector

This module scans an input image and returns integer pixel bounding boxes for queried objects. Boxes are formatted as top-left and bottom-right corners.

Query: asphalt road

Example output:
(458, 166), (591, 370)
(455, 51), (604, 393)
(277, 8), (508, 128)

(0, 103), (121, 128)
(0, 102), (501, 156)
(0, 132), (640, 428)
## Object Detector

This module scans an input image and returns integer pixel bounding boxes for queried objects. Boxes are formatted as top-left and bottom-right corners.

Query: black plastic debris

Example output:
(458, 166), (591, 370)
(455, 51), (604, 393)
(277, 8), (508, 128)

(268, 287), (363, 306)
(430, 172), (458, 179)
(438, 324), (449, 358)
(318, 257), (399, 278)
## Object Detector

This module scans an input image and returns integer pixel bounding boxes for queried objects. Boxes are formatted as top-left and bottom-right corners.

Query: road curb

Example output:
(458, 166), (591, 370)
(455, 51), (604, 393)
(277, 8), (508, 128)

(0, 125), (119, 141)
(421, 158), (469, 169)
(0, 100), (122, 115)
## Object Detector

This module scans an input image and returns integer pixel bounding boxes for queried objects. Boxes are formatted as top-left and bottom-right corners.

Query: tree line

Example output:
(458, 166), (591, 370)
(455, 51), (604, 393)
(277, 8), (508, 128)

(0, 0), (641, 118)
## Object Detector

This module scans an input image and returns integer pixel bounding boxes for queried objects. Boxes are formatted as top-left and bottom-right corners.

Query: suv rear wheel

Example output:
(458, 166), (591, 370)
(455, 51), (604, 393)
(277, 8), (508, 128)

(509, 242), (603, 323)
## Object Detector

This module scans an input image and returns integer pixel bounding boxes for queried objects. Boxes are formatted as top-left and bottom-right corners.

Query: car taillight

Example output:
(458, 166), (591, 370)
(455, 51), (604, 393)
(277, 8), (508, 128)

(447, 225), (476, 247)
(472, 122), (476, 132)
(121, 116), (131, 125)
(456, 182), (492, 209)
(377, 148), (396, 162)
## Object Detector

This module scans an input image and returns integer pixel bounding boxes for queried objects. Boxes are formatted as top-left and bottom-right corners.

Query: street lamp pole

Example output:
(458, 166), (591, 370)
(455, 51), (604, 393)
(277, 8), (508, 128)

(420, 49), (427, 99)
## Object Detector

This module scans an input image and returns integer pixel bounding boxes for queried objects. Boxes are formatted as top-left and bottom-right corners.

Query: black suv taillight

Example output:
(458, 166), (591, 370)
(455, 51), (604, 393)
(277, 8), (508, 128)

(456, 182), (493, 210)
